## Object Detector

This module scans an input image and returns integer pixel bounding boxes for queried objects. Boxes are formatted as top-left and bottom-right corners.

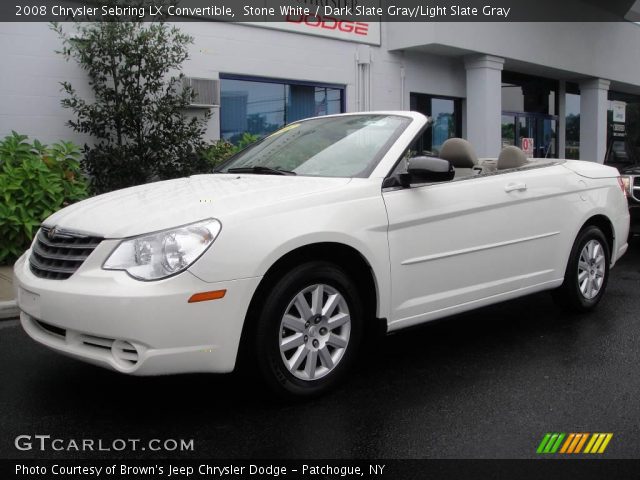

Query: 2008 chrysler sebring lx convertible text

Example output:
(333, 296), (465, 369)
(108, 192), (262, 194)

(14, 112), (630, 397)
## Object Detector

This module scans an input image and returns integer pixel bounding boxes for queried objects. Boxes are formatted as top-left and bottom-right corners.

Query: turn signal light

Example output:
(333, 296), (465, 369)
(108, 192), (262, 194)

(188, 290), (226, 303)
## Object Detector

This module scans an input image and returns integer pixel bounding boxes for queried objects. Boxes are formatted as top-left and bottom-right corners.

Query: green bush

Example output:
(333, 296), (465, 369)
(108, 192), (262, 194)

(0, 132), (89, 265)
(197, 133), (260, 170)
(198, 139), (237, 170)
(236, 132), (261, 151)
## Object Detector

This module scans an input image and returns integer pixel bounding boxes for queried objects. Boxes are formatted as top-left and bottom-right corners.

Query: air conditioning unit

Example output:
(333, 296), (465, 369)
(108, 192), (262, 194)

(182, 77), (220, 108)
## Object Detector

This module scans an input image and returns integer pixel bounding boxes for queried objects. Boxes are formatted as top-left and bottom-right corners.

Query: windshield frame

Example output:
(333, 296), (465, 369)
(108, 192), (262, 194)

(214, 113), (414, 179)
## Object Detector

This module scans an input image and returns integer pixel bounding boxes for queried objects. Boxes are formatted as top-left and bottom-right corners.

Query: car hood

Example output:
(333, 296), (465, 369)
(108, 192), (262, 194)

(44, 174), (352, 238)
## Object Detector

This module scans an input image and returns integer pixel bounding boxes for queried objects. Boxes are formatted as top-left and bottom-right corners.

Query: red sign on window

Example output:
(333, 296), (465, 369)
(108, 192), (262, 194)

(521, 138), (534, 158)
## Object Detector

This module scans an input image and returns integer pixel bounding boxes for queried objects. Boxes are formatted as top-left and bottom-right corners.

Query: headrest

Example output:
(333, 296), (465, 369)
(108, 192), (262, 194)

(439, 138), (478, 168)
(497, 146), (529, 170)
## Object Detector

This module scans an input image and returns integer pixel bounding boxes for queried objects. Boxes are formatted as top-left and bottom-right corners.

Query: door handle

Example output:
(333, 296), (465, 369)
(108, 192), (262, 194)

(504, 183), (527, 193)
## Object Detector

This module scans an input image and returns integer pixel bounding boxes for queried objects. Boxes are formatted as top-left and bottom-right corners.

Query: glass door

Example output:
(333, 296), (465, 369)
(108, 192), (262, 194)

(501, 111), (558, 158)
(539, 117), (557, 159)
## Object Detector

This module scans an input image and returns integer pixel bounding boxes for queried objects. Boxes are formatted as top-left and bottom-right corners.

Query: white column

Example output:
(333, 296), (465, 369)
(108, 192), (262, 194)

(464, 55), (505, 158)
(558, 80), (566, 159)
(579, 78), (610, 163)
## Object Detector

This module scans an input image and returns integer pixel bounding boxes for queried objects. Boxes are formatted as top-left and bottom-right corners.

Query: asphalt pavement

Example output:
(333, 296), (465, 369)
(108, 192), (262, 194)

(2, 238), (640, 460)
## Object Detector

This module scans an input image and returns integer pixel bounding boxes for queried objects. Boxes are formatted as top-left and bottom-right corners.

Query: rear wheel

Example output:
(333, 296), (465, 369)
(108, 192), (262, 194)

(553, 226), (610, 312)
(253, 261), (363, 398)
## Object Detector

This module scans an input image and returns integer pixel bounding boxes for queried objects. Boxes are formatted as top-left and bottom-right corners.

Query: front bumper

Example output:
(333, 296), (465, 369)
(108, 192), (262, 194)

(13, 244), (261, 375)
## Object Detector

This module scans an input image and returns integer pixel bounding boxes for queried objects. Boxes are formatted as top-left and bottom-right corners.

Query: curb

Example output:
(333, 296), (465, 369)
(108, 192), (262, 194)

(0, 300), (19, 320)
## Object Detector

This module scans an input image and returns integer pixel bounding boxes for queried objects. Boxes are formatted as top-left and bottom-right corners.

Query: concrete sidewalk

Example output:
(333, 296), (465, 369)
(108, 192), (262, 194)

(0, 265), (19, 320)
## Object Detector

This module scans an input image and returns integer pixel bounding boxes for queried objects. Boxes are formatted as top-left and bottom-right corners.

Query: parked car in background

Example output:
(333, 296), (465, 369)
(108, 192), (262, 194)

(619, 172), (640, 237)
(606, 139), (639, 236)
(14, 112), (630, 397)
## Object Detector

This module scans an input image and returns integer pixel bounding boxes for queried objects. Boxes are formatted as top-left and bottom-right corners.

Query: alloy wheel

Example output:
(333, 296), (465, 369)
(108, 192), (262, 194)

(577, 239), (606, 300)
(279, 284), (351, 381)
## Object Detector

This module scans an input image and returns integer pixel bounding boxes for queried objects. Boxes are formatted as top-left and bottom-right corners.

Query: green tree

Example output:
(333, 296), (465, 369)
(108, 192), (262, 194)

(52, 16), (210, 193)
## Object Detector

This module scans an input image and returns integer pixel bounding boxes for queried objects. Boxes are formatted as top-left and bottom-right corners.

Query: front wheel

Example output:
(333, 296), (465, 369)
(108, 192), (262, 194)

(253, 261), (363, 398)
(553, 226), (610, 312)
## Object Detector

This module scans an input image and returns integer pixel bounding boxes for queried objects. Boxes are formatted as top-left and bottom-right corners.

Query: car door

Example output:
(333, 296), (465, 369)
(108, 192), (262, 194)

(383, 166), (565, 330)
(498, 163), (579, 287)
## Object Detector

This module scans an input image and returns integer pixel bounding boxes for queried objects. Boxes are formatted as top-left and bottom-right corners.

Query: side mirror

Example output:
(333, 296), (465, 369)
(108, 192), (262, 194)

(400, 156), (454, 187)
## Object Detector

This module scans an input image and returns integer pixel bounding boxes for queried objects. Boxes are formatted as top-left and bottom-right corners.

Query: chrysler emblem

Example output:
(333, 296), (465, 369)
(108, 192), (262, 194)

(48, 227), (58, 240)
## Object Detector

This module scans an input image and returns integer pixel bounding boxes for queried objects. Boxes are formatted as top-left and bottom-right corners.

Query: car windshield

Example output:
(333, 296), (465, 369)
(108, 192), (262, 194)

(216, 114), (411, 178)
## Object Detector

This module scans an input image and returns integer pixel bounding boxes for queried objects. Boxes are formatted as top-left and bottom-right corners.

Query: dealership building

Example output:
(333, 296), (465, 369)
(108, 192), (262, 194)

(2, 9), (640, 163)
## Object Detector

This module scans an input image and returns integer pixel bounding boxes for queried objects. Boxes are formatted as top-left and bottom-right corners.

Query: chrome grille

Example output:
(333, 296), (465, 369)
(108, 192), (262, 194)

(29, 226), (102, 280)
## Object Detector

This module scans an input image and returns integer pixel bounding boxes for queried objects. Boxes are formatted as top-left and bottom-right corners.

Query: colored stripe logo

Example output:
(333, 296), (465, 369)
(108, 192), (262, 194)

(537, 433), (613, 454)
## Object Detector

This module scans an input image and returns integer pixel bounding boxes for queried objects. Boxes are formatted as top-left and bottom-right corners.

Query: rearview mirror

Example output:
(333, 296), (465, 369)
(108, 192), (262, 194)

(400, 156), (454, 187)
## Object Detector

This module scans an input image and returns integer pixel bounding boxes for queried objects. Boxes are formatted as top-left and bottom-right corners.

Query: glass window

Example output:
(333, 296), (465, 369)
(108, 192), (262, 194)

(220, 79), (284, 143)
(326, 88), (342, 115)
(566, 93), (580, 160)
(501, 115), (516, 147)
(519, 116), (531, 141)
(410, 93), (462, 156)
(542, 118), (557, 158)
(502, 114), (558, 158)
(430, 99), (456, 155)
(217, 114), (411, 178)
(220, 77), (344, 145)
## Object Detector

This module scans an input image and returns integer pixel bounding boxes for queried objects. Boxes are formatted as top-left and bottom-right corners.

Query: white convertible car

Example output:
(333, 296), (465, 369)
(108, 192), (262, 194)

(14, 112), (629, 396)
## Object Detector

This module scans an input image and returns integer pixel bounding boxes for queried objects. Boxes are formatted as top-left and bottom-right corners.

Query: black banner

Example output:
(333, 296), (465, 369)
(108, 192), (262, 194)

(1, 0), (638, 22)
(4, 459), (640, 480)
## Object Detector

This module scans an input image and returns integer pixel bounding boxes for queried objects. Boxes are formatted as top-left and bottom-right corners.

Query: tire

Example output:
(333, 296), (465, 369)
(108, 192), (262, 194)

(553, 226), (610, 313)
(253, 261), (363, 398)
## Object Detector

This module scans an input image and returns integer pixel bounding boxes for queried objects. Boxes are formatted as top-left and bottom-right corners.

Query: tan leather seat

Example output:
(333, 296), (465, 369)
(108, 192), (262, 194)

(497, 146), (529, 170)
(439, 138), (479, 178)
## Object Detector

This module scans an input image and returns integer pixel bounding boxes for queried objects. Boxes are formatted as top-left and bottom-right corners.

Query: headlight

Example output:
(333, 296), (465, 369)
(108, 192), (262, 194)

(620, 176), (632, 198)
(103, 219), (221, 280)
